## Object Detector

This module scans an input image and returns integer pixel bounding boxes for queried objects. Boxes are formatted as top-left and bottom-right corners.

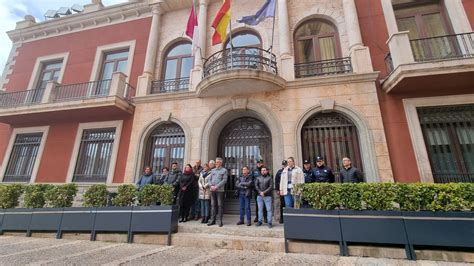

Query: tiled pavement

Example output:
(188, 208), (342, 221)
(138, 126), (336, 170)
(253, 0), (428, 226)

(0, 236), (471, 265)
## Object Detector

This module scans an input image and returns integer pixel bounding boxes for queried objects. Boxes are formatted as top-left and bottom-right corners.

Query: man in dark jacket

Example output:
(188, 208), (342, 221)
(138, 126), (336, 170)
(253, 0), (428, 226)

(303, 160), (316, 183)
(274, 160), (287, 224)
(312, 156), (335, 183)
(235, 166), (253, 226)
(168, 162), (183, 204)
(255, 167), (273, 228)
(190, 160), (203, 220)
(340, 157), (363, 183)
(252, 159), (267, 223)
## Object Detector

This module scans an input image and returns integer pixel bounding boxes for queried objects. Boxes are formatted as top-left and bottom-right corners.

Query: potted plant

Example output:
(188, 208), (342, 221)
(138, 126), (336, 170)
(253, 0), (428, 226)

(130, 184), (178, 245)
(59, 184), (108, 239)
(92, 184), (136, 241)
(284, 184), (344, 254)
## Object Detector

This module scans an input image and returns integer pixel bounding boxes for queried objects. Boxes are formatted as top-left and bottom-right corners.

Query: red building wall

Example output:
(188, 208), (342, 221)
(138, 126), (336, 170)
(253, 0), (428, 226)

(1, 18), (150, 183)
(463, 0), (474, 28)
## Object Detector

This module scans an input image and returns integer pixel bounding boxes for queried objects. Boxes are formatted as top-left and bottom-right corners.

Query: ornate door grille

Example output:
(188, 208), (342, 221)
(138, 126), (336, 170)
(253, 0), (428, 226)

(418, 104), (473, 183)
(301, 112), (362, 182)
(218, 117), (272, 198)
(144, 123), (185, 176)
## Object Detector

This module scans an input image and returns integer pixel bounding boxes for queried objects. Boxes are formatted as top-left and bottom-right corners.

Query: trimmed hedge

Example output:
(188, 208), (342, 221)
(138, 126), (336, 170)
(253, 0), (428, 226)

(112, 184), (137, 206)
(83, 184), (109, 207)
(0, 184), (24, 209)
(137, 184), (174, 206)
(23, 184), (53, 208)
(299, 183), (474, 212)
(44, 184), (78, 208)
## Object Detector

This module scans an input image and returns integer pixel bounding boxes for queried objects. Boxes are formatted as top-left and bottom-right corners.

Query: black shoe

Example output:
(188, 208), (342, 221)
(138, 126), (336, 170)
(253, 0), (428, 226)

(256, 221), (262, 226)
(207, 220), (216, 226)
(182, 218), (187, 223)
(219, 221), (223, 227)
(179, 218), (184, 223)
(236, 220), (244, 225)
(247, 222), (252, 226)
(264, 219), (268, 224)
(268, 223), (272, 229)
(253, 217), (258, 222)
(204, 217), (210, 224)
(201, 217), (206, 223)
(279, 219), (283, 224)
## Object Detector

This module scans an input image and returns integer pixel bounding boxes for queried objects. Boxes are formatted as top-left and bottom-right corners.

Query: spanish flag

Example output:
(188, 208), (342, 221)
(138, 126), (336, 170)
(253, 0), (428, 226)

(211, 0), (231, 45)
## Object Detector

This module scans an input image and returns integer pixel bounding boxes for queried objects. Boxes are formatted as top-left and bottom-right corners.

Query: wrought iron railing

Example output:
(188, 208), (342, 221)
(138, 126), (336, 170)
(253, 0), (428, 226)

(151, 78), (190, 94)
(0, 89), (44, 108)
(410, 32), (474, 62)
(294, 57), (352, 78)
(55, 79), (112, 102)
(385, 53), (394, 74)
(203, 47), (277, 78)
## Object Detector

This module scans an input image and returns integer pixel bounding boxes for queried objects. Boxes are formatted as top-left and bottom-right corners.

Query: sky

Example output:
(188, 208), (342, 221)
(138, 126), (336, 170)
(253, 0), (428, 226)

(0, 0), (128, 76)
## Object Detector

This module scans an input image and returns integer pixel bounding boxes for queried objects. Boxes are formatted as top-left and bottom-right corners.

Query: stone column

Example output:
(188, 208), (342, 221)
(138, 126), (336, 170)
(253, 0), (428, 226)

(342, 0), (363, 50)
(191, 0), (208, 91)
(137, 4), (162, 97)
(381, 0), (398, 36)
(277, 0), (295, 81)
(444, 0), (472, 34)
(109, 72), (127, 98)
(42, 81), (59, 103)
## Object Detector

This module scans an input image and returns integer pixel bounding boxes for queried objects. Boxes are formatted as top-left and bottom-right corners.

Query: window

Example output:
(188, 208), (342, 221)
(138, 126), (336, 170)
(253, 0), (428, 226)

(417, 104), (473, 183)
(29, 60), (63, 103)
(144, 123), (185, 176)
(294, 19), (346, 77)
(301, 112), (363, 182)
(162, 43), (193, 81)
(100, 50), (129, 80)
(225, 31), (262, 69)
(394, 0), (457, 60)
(73, 128), (116, 183)
(2, 133), (43, 182)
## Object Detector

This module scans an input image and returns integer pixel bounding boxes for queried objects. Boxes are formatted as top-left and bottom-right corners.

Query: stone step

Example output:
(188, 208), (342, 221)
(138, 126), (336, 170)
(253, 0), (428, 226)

(172, 232), (285, 253)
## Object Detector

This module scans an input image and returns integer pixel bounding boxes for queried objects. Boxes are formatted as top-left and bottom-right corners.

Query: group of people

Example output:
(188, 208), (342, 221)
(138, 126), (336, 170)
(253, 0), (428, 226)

(136, 155), (363, 228)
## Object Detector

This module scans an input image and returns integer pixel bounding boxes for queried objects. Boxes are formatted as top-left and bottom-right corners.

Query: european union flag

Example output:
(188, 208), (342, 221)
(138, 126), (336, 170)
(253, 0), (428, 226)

(237, 0), (276, 26)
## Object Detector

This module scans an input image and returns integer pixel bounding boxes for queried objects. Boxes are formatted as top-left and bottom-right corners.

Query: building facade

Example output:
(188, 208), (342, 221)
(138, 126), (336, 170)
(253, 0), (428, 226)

(0, 0), (472, 196)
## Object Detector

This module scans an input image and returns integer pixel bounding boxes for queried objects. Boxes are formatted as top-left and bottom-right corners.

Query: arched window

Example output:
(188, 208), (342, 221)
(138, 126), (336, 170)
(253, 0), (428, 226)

(144, 123), (185, 175)
(162, 42), (193, 81)
(301, 112), (363, 182)
(225, 31), (263, 69)
(294, 19), (343, 77)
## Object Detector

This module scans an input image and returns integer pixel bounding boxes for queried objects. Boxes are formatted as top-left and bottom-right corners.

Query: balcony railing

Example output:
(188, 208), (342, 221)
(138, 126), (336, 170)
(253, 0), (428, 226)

(55, 79), (112, 102)
(203, 47), (277, 78)
(410, 32), (474, 62)
(0, 89), (44, 108)
(150, 78), (190, 94)
(294, 57), (353, 78)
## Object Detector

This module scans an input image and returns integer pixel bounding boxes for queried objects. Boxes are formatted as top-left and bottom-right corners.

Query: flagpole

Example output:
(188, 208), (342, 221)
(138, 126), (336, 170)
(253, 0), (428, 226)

(228, 3), (233, 70)
(270, 0), (276, 55)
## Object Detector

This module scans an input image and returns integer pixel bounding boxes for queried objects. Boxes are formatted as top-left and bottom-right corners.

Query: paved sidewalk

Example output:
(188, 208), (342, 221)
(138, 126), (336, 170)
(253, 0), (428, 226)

(0, 236), (470, 265)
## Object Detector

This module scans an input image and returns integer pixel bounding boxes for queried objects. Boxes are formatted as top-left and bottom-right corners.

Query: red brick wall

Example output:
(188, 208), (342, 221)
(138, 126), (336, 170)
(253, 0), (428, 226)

(463, 0), (474, 28)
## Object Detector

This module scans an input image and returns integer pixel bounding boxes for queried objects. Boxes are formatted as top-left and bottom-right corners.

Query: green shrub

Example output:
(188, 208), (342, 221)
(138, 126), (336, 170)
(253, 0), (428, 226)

(301, 182), (474, 212)
(112, 184), (136, 206)
(23, 184), (53, 208)
(136, 185), (174, 206)
(45, 184), (78, 208)
(83, 184), (109, 207)
(0, 184), (24, 209)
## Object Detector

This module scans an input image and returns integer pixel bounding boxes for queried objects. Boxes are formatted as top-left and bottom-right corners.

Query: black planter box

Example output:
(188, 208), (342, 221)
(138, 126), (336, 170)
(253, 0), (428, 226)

(92, 206), (133, 241)
(339, 210), (413, 259)
(403, 211), (474, 249)
(28, 208), (64, 237)
(0, 209), (4, 232)
(1, 208), (33, 235)
(129, 205), (179, 245)
(283, 208), (343, 254)
(58, 207), (97, 239)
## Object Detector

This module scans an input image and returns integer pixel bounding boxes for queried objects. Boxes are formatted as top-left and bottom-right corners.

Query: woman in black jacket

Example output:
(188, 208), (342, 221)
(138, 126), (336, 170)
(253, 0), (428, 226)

(179, 164), (195, 222)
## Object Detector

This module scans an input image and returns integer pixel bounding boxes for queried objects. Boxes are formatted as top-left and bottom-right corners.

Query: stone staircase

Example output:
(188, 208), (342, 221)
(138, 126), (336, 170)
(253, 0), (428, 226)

(172, 215), (285, 253)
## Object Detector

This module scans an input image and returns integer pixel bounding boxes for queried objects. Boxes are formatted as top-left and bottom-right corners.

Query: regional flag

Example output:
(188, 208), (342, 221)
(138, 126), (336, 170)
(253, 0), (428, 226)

(237, 0), (275, 26)
(211, 0), (231, 45)
(186, 1), (200, 55)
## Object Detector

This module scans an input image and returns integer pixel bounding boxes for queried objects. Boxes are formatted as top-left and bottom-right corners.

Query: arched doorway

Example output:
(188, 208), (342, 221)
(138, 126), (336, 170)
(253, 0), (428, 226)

(218, 117), (272, 212)
(143, 122), (185, 176)
(301, 112), (363, 182)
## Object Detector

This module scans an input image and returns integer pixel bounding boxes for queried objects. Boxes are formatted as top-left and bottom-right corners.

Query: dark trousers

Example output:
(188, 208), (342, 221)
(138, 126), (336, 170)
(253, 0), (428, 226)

(210, 191), (224, 222)
(279, 195), (285, 223)
(254, 192), (267, 221)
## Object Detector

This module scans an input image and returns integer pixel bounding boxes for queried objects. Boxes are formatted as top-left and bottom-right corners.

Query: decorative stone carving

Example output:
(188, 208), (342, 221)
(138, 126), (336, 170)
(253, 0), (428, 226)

(232, 97), (248, 110)
(320, 99), (335, 113)
(160, 111), (171, 122)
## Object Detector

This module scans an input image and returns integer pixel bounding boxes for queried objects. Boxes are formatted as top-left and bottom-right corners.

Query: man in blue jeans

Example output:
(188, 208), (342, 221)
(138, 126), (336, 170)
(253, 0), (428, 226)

(279, 157), (304, 208)
(235, 166), (253, 226)
(255, 167), (273, 228)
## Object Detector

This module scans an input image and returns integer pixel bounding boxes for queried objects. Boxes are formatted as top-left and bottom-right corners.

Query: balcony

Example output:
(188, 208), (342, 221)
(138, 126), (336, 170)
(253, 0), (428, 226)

(150, 78), (189, 94)
(383, 32), (474, 93)
(196, 47), (285, 97)
(0, 72), (135, 125)
(294, 57), (353, 78)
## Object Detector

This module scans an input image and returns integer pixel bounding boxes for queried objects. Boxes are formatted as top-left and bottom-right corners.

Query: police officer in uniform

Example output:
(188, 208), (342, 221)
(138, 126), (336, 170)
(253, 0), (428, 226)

(312, 156), (335, 183)
(303, 159), (315, 183)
